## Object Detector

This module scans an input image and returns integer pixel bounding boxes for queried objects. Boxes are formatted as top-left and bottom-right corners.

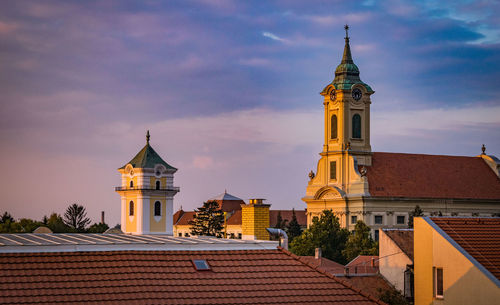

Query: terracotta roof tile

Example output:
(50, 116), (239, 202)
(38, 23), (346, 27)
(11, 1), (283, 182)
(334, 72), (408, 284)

(382, 229), (414, 260)
(300, 256), (345, 274)
(174, 211), (196, 226)
(365, 153), (500, 199)
(430, 217), (500, 281)
(346, 255), (379, 274)
(226, 210), (242, 225)
(269, 210), (307, 227)
(0, 249), (385, 304)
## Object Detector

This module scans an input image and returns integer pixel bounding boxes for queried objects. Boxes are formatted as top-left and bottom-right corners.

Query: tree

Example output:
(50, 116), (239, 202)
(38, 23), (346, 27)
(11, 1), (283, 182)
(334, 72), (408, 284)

(0, 212), (14, 224)
(18, 218), (43, 233)
(189, 201), (224, 237)
(274, 211), (287, 230)
(408, 205), (424, 228)
(88, 222), (109, 233)
(342, 220), (378, 262)
(377, 288), (409, 305)
(63, 204), (91, 232)
(47, 213), (72, 233)
(286, 209), (302, 243)
(290, 210), (349, 264)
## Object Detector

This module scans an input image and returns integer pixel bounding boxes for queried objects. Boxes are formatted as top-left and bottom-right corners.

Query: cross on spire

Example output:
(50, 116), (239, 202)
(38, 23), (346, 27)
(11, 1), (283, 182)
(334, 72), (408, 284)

(146, 130), (150, 144)
(344, 24), (349, 39)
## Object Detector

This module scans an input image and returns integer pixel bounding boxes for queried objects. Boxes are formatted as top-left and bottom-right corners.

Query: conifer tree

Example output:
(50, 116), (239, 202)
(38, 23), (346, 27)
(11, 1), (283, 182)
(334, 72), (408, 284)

(342, 220), (378, 262)
(189, 200), (224, 237)
(286, 208), (302, 242)
(63, 204), (91, 232)
(274, 211), (287, 230)
(408, 205), (424, 228)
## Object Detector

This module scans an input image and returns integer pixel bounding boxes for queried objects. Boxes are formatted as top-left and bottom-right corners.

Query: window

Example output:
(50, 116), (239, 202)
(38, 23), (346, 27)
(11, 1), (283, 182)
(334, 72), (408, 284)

(154, 201), (161, 216)
(129, 180), (134, 188)
(331, 114), (338, 139)
(129, 201), (134, 216)
(238, 233), (242, 239)
(155, 180), (160, 190)
(230, 233), (235, 239)
(374, 229), (379, 241)
(330, 161), (337, 180)
(184, 233), (190, 237)
(352, 114), (361, 139)
(434, 267), (444, 298)
(375, 215), (383, 224)
(192, 259), (210, 271)
(351, 215), (358, 224)
(397, 215), (406, 224)
(178, 233), (182, 237)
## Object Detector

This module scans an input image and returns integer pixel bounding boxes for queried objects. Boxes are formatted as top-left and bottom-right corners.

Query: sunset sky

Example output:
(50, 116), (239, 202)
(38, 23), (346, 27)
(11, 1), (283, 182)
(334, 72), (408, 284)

(1, 0), (499, 226)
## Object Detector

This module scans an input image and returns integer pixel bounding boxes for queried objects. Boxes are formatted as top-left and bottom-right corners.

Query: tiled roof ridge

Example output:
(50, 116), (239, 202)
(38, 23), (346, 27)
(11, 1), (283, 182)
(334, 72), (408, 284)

(277, 247), (387, 305)
(372, 151), (482, 159)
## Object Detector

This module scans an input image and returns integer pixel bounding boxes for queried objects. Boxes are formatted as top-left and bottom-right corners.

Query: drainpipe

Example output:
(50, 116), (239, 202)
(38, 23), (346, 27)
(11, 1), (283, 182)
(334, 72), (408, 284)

(266, 228), (288, 250)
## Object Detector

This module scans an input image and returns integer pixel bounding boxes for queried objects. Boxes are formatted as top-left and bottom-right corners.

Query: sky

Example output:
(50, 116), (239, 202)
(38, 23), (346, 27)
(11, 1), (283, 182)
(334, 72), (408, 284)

(0, 0), (499, 226)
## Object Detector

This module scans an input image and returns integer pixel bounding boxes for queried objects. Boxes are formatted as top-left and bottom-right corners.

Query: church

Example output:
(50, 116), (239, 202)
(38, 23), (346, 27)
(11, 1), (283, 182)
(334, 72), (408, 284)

(303, 26), (500, 239)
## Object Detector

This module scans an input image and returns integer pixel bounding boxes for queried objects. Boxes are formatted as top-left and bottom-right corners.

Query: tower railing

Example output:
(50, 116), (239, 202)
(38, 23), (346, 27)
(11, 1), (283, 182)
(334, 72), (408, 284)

(115, 186), (180, 192)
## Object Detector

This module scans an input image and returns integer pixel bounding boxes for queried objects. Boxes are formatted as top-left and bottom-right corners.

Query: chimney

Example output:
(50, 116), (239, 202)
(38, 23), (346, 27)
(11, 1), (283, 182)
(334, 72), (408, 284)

(371, 257), (375, 267)
(315, 248), (322, 260)
(101, 211), (105, 224)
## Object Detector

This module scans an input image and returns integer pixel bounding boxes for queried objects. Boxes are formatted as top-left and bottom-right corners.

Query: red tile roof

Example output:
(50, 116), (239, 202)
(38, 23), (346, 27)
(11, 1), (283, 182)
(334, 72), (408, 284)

(226, 210), (241, 225)
(300, 256), (345, 274)
(174, 211), (196, 226)
(382, 229), (414, 261)
(346, 255), (379, 274)
(0, 248), (386, 304)
(430, 217), (500, 281)
(270, 210), (307, 227)
(365, 152), (500, 199)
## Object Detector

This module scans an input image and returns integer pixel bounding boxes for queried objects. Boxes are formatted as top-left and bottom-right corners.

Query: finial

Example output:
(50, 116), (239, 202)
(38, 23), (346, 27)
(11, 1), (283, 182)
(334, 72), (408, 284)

(482, 144), (486, 155)
(224, 189), (227, 194)
(146, 130), (150, 144)
(344, 24), (349, 39)
(309, 170), (315, 180)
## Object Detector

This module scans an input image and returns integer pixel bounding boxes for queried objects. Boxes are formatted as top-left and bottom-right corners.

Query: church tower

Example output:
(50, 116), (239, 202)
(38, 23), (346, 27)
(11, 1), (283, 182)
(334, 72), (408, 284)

(116, 131), (179, 234)
(303, 26), (373, 227)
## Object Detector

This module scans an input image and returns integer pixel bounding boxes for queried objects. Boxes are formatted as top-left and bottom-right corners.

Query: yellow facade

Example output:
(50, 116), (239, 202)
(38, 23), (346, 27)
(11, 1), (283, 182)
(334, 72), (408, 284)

(241, 200), (270, 240)
(125, 193), (138, 233)
(414, 218), (500, 305)
(149, 197), (166, 232)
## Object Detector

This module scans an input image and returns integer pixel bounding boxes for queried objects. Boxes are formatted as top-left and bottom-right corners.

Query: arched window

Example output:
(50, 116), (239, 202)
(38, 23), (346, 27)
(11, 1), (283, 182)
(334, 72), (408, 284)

(129, 180), (134, 188)
(156, 180), (160, 190)
(352, 114), (361, 139)
(154, 201), (161, 216)
(330, 114), (338, 139)
(129, 201), (134, 216)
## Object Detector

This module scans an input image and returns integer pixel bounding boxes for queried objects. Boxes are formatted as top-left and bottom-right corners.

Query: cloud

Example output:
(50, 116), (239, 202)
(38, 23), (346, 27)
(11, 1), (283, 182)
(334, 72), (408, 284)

(262, 31), (284, 42)
(192, 156), (215, 169)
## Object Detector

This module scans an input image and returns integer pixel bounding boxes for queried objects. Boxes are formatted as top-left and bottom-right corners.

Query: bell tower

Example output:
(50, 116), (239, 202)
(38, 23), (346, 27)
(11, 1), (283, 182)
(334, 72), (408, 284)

(116, 131), (179, 234)
(303, 26), (373, 227)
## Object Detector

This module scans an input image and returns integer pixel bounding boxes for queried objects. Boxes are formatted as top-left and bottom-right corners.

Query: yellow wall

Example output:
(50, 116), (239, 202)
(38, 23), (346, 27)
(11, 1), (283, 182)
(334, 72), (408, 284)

(414, 217), (500, 305)
(241, 204), (270, 240)
(125, 194), (138, 233)
(126, 176), (138, 188)
(149, 197), (166, 232)
(379, 229), (413, 292)
(149, 177), (167, 188)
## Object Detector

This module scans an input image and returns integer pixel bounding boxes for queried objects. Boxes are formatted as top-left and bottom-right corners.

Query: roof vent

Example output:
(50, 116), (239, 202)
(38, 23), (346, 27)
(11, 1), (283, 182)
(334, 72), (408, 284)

(192, 259), (210, 271)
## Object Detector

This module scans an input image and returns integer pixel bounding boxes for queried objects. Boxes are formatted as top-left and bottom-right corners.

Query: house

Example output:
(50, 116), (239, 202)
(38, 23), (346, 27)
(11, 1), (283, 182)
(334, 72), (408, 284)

(173, 191), (307, 239)
(303, 27), (500, 237)
(0, 233), (387, 304)
(414, 217), (500, 305)
(379, 229), (414, 300)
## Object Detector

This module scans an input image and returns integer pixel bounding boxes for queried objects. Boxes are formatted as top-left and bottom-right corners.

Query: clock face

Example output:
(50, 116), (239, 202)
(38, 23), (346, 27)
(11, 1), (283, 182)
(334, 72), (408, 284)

(352, 88), (362, 101)
(329, 90), (336, 101)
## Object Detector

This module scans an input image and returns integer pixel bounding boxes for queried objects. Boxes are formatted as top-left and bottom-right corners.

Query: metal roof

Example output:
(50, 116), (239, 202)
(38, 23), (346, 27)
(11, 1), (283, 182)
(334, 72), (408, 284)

(208, 191), (243, 201)
(0, 234), (278, 253)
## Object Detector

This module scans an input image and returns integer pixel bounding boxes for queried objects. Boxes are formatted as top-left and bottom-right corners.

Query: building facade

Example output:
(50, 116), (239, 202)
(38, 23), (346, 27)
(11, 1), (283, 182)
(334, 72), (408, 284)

(303, 27), (500, 236)
(115, 131), (179, 234)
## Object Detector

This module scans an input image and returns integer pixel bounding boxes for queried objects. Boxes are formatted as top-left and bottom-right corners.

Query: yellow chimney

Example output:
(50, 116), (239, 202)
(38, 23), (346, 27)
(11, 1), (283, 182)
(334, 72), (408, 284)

(241, 198), (270, 240)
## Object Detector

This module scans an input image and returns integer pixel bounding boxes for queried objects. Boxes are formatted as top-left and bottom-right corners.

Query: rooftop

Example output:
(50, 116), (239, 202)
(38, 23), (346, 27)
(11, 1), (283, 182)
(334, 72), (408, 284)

(0, 234), (277, 253)
(364, 152), (500, 200)
(427, 217), (500, 283)
(382, 229), (414, 261)
(0, 247), (386, 304)
(346, 255), (379, 274)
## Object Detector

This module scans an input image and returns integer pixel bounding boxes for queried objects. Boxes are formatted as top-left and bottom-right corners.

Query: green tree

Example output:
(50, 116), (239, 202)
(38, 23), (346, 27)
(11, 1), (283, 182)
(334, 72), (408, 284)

(18, 218), (43, 233)
(274, 211), (287, 230)
(0, 212), (14, 224)
(286, 208), (302, 243)
(63, 204), (91, 232)
(408, 205), (424, 228)
(342, 220), (378, 262)
(189, 201), (224, 237)
(88, 222), (109, 233)
(290, 210), (349, 264)
(377, 288), (409, 305)
(46, 213), (72, 233)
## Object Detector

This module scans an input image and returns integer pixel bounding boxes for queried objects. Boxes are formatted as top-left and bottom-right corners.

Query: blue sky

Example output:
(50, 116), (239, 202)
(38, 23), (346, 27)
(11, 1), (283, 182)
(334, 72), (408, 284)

(0, 0), (499, 225)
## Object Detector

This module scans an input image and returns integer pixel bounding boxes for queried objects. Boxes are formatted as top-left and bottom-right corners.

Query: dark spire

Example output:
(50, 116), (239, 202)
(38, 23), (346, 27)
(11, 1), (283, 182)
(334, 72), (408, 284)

(341, 24), (353, 64)
(482, 144), (486, 155)
(146, 130), (150, 144)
